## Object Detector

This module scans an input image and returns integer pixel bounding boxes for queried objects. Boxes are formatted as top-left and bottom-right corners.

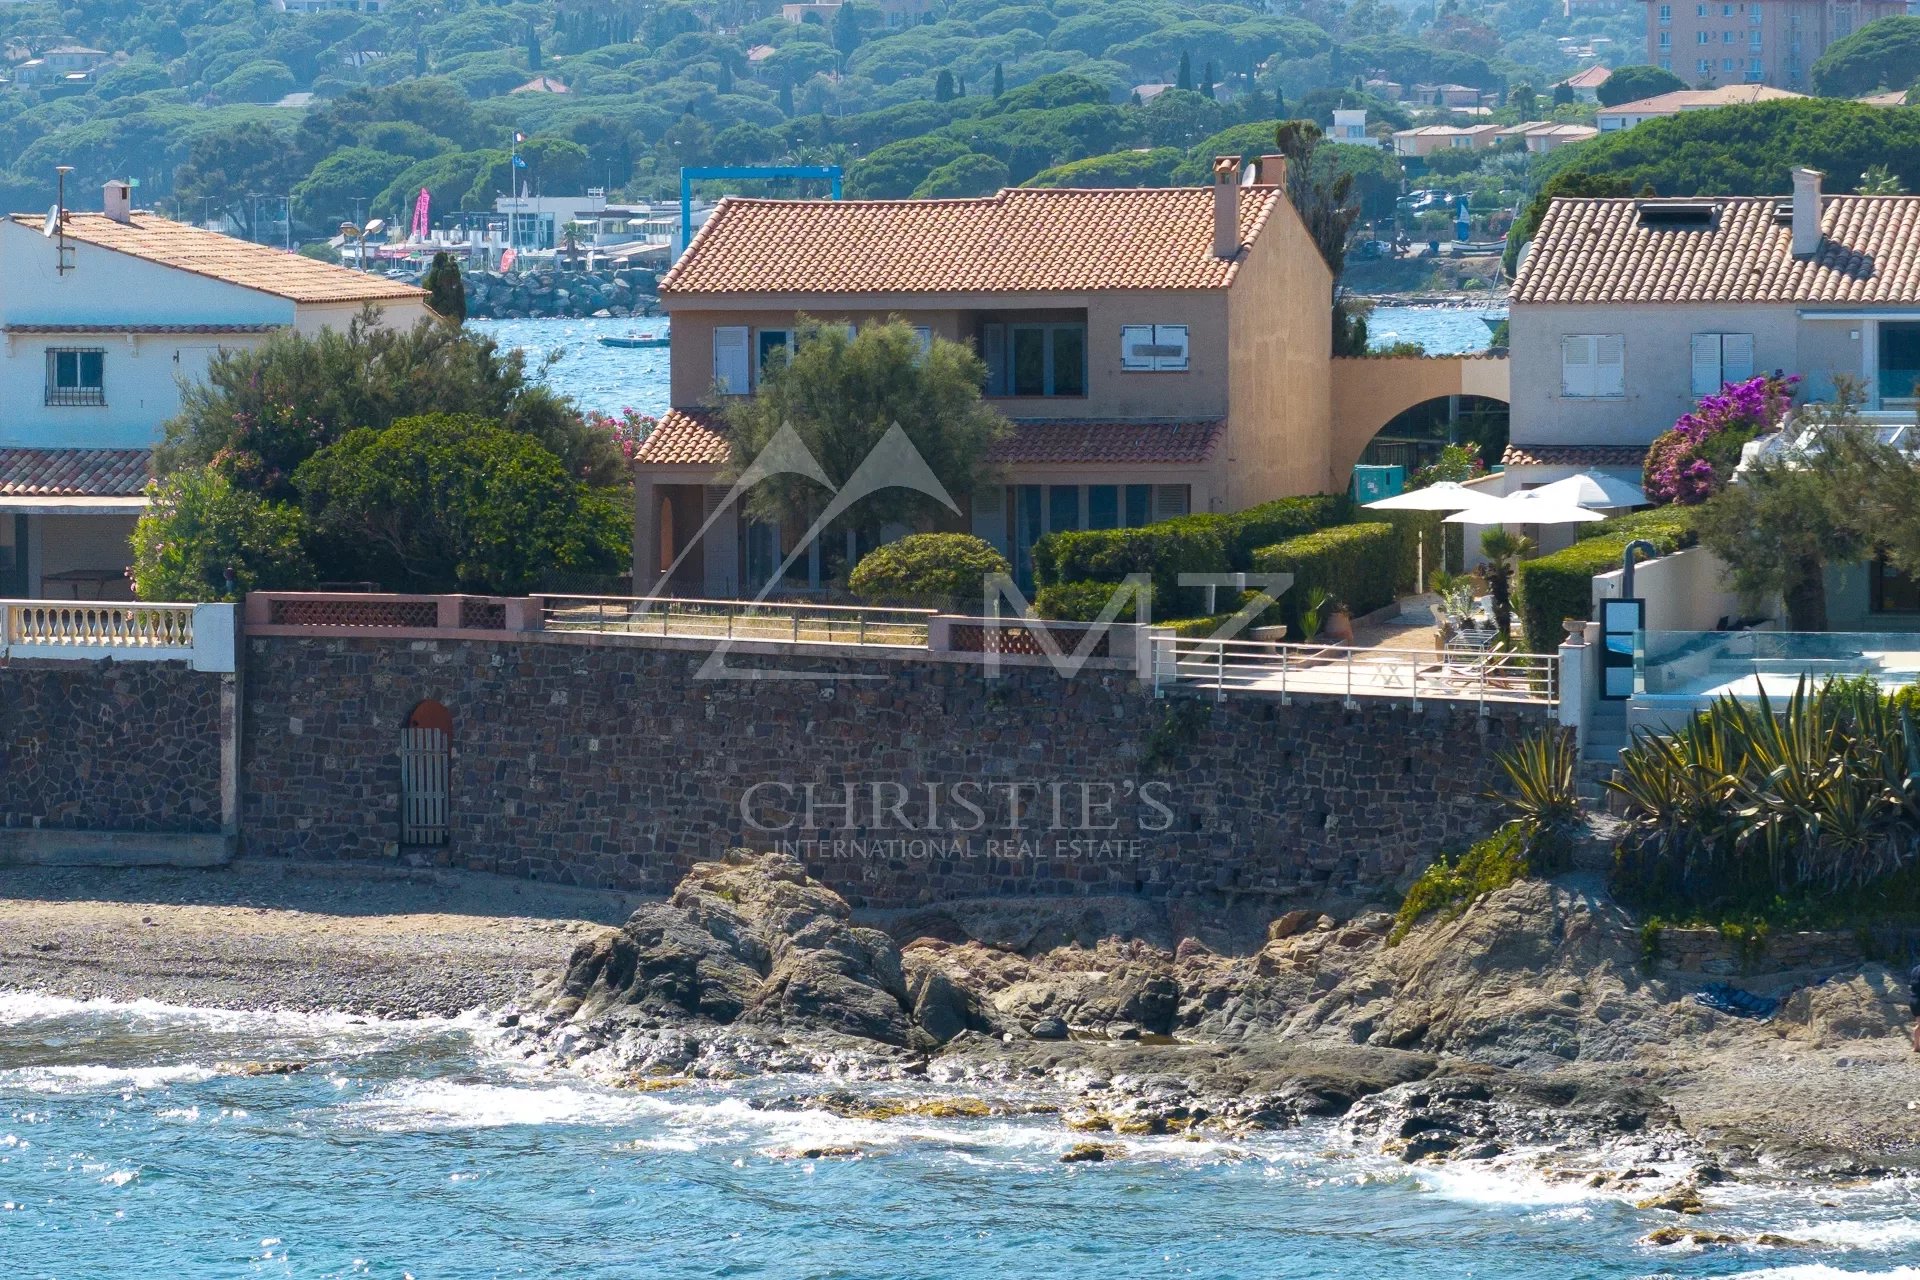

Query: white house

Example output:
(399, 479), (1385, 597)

(0, 180), (429, 600)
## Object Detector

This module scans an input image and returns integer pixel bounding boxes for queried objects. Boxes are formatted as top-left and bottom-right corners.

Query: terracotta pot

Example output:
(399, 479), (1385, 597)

(1325, 607), (1354, 644)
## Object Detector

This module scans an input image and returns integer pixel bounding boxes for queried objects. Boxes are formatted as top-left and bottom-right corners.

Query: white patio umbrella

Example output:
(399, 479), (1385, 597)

(1442, 489), (1606, 526)
(1364, 481), (1503, 590)
(1531, 471), (1649, 510)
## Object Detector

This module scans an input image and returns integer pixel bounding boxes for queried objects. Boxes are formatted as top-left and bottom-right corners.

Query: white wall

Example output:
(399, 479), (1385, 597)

(1591, 544), (1755, 632)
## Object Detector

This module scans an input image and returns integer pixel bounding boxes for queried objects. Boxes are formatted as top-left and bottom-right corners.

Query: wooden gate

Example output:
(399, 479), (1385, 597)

(399, 726), (449, 846)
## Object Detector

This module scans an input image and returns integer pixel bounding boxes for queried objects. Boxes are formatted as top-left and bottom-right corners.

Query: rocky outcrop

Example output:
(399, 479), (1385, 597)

(463, 265), (660, 319)
(553, 850), (987, 1049)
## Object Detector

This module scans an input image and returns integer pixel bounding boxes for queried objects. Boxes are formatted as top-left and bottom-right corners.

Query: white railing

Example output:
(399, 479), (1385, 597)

(1150, 633), (1558, 711)
(540, 596), (937, 648)
(5, 601), (195, 649)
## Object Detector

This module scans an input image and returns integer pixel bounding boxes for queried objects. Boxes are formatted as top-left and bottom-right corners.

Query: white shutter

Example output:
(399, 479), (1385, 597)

(1595, 334), (1624, 396)
(982, 323), (1007, 395)
(1690, 333), (1722, 397)
(1120, 325), (1191, 371)
(1722, 333), (1754, 384)
(1561, 335), (1592, 397)
(1121, 325), (1155, 371)
(1154, 324), (1190, 371)
(713, 325), (750, 395)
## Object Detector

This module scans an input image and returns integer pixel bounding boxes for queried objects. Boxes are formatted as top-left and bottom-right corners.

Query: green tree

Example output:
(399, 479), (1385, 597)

(292, 147), (413, 228)
(173, 120), (302, 240)
(912, 153), (1010, 197)
(1509, 82), (1538, 117)
(527, 21), (542, 71)
(1479, 528), (1533, 640)
(1812, 15), (1920, 95)
(156, 313), (622, 497)
(1551, 82), (1576, 107)
(1176, 51), (1194, 91)
(992, 61), (1005, 98)
(1201, 59), (1217, 100)
(934, 68), (956, 102)
(1273, 120), (1367, 354)
(214, 59), (295, 104)
(424, 251), (467, 323)
(132, 469), (313, 602)
(1859, 163), (1906, 194)
(1595, 64), (1688, 106)
(293, 414), (627, 594)
(848, 533), (1011, 609)
(720, 318), (1009, 548)
(833, 1), (866, 57)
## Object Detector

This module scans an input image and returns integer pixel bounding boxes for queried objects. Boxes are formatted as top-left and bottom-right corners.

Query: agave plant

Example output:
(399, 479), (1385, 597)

(1488, 728), (1579, 853)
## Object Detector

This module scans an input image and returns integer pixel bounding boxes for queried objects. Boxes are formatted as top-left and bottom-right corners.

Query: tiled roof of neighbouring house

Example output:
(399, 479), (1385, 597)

(6, 212), (427, 305)
(1512, 195), (1920, 305)
(1595, 85), (1804, 116)
(635, 408), (731, 466)
(659, 186), (1290, 296)
(1501, 443), (1649, 469)
(0, 447), (150, 496)
(4, 323), (283, 335)
(634, 412), (1226, 470)
(984, 419), (1223, 466)
(1554, 65), (1612, 90)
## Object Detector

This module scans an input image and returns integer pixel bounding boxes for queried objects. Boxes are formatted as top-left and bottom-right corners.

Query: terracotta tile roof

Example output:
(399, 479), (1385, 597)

(1502, 443), (1648, 469)
(1555, 65), (1612, 89)
(1595, 85), (1803, 118)
(1857, 89), (1909, 107)
(0, 447), (150, 496)
(1512, 194), (1920, 305)
(8, 212), (427, 305)
(659, 186), (1289, 296)
(635, 408), (731, 466)
(986, 419), (1223, 466)
(4, 323), (283, 335)
(632, 411), (1225, 470)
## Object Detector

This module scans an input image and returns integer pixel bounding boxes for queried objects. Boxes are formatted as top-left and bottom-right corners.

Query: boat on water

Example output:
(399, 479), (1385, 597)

(598, 332), (670, 349)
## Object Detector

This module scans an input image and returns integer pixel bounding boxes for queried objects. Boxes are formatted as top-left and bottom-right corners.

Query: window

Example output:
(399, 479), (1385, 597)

(1698, 30), (1711, 42)
(986, 323), (1086, 397)
(1690, 333), (1754, 395)
(1561, 334), (1624, 398)
(1750, 31), (1762, 48)
(1748, 6), (1763, 21)
(1721, 3), (1733, 14)
(1696, 3), (1707, 14)
(1698, 57), (1713, 73)
(1723, 56), (1736, 72)
(911, 326), (933, 359)
(1872, 554), (1920, 614)
(45, 348), (104, 406)
(712, 326), (750, 394)
(1120, 324), (1191, 371)
(756, 328), (792, 376)
(1659, 3), (1672, 20)
(1660, 30), (1672, 47)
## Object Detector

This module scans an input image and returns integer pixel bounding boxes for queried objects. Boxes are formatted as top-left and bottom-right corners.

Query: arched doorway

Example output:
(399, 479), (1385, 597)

(1356, 394), (1509, 476)
(400, 700), (451, 847)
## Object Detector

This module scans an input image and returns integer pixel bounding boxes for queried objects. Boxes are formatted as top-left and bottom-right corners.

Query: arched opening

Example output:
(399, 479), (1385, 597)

(400, 699), (451, 847)
(1356, 394), (1509, 475)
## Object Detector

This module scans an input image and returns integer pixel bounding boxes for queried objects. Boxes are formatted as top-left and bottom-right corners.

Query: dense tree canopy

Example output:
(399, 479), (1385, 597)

(1810, 16), (1920, 96)
(1594, 64), (1686, 107)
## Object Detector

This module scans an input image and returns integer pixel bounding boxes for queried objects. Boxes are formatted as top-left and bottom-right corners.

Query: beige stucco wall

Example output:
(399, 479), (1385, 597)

(662, 292), (1232, 422)
(290, 297), (433, 337)
(1327, 355), (1510, 489)
(1509, 302), (1808, 449)
(1220, 202), (1335, 507)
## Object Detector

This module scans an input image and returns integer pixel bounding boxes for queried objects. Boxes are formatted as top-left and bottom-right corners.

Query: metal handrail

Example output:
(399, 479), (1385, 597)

(1151, 633), (1557, 709)
(539, 595), (936, 648)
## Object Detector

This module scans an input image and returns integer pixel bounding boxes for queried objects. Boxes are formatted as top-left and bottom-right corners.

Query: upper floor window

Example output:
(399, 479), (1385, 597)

(1561, 334), (1624, 398)
(1659, 3), (1672, 20)
(1691, 333), (1754, 395)
(983, 323), (1086, 397)
(1748, 7), (1763, 21)
(1698, 30), (1712, 43)
(712, 326), (751, 394)
(1660, 30), (1672, 47)
(1660, 54), (1673, 68)
(1120, 325), (1191, 372)
(1696, 3), (1707, 15)
(45, 348), (104, 406)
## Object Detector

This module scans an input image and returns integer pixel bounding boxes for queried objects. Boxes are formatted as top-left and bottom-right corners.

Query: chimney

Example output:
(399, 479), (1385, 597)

(1791, 166), (1822, 258)
(1257, 154), (1289, 188)
(1211, 155), (1241, 258)
(102, 179), (131, 224)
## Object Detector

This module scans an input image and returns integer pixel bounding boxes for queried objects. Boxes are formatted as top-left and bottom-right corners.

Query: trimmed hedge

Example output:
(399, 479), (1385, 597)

(1033, 524), (1227, 617)
(1250, 522), (1401, 638)
(1516, 506), (1699, 654)
(1032, 493), (1355, 619)
(848, 533), (1011, 610)
(1033, 578), (1153, 621)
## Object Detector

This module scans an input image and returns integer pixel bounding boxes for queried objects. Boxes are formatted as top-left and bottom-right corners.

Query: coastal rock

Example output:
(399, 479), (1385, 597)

(553, 851), (983, 1048)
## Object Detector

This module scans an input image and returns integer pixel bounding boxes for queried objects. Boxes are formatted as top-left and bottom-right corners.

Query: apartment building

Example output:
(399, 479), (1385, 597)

(1644, 0), (1906, 89)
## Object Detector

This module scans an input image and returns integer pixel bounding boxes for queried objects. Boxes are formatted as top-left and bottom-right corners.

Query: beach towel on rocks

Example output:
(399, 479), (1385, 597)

(1692, 982), (1780, 1020)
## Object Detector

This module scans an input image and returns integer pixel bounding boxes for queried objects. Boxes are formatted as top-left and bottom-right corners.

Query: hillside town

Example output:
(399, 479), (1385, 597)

(7, 0), (1920, 1276)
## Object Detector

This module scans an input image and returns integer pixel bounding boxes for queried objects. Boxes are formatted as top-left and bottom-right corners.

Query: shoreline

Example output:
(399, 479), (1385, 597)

(3, 857), (1917, 1187)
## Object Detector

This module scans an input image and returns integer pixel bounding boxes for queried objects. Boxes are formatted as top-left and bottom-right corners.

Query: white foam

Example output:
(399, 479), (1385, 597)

(1718, 1269), (1920, 1280)
(0, 990), (478, 1035)
(1399, 1158), (1607, 1207)
(341, 1079), (659, 1130)
(0, 1063), (216, 1094)
(1765, 1220), (1920, 1251)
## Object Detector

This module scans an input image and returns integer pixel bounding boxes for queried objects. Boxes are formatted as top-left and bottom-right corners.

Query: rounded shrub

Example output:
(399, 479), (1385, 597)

(848, 533), (1011, 610)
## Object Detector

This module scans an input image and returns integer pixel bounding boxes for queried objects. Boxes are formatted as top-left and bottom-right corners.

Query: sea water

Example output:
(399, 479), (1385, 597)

(470, 306), (1506, 421)
(2, 994), (1916, 1279)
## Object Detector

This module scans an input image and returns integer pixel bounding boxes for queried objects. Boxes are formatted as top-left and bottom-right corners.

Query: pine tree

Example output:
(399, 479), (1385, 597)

(1176, 51), (1193, 92)
(780, 77), (795, 116)
(992, 61), (1004, 97)
(956, 73), (966, 97)
(415, 43), (428, 75)
(1275, 85), (1286, 115)
(1201, 59), (1216, 99)
(717, 59), (733, 94)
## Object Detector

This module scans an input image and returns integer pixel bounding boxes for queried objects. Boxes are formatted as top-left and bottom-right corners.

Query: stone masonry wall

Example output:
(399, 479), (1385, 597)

(239, 636), (1549, 908)
(0, 660), (224, 833)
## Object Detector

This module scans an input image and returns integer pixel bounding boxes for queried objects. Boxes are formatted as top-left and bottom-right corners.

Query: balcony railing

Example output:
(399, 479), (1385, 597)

(540, 595), (937, 647)
(1150, 633), (1558, 710)
(5, 600), (194, 648)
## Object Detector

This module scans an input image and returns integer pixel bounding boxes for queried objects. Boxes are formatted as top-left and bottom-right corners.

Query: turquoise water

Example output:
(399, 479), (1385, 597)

(471, 305), (1504, 420)
(4, 994), (1918, 1279)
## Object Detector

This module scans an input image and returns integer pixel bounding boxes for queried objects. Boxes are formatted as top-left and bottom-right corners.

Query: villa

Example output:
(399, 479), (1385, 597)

(632, 159), (1503, 596)
(0, 181), (430, 599)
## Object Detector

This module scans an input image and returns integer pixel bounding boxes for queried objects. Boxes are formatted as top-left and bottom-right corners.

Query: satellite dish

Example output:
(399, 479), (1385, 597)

(41, 205), (58, 237)
(364, 217), (386, 236)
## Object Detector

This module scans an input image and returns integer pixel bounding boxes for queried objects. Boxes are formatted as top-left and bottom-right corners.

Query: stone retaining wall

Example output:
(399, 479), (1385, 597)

(239, 635), (1545, 907)
(0, 661), (225, 833)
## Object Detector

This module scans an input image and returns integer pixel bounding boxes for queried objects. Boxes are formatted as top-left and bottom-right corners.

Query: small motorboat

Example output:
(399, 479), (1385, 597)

(598, 331), (670, 349)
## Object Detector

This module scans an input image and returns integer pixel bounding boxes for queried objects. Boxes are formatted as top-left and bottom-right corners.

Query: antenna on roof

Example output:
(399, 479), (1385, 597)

(41, 205), (57, 237)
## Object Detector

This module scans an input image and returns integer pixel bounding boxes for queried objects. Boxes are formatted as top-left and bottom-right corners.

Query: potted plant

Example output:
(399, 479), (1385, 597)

(1323, 598), (1354, 643)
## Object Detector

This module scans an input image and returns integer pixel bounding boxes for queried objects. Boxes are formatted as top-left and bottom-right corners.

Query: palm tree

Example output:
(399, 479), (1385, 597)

(1480, 527), (1534, 641)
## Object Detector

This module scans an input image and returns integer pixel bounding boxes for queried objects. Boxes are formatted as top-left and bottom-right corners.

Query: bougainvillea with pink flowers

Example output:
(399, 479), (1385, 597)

(1644, 373), (1799, 505)
(583, 407), (659, 462)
